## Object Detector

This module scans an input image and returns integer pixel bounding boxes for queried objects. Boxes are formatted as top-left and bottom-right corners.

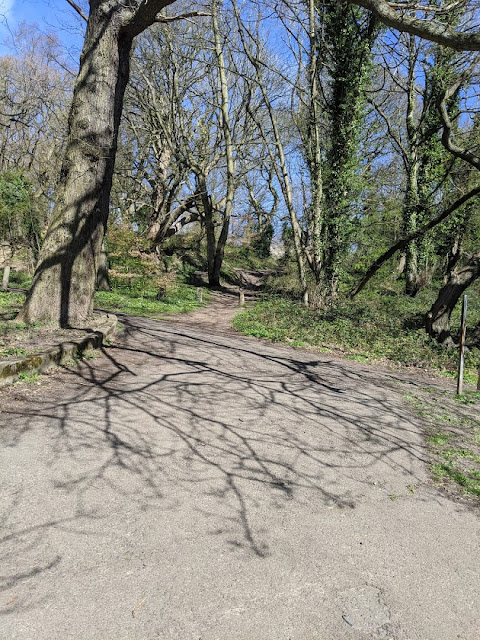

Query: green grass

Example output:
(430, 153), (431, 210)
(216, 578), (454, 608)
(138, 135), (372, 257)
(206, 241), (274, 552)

(0, 290), (25, 314)
(233, 295), (480, 379)
(9, 270), (32, 289)
(405, 388), (480, 500)
(16, 370), (41, 383)
(432, 463), (480, 497)
(0, 291), (34, 356)
(94, 283), (205, 318)
(428, 432), (454, 446)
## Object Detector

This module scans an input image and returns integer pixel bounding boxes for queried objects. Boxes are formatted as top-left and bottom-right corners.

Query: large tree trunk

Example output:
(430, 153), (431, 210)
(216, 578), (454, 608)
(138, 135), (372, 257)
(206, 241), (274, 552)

(426, 253), (480, 344)
(17, 3), (132, 326)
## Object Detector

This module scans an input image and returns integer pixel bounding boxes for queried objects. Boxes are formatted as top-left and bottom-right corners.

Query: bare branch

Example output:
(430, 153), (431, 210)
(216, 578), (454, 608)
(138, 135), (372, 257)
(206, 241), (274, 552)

(349, 0), (480, 50)
(155, 11), (209, 23)
(64, 0), (87, 22)
(438, 70), (480, 170)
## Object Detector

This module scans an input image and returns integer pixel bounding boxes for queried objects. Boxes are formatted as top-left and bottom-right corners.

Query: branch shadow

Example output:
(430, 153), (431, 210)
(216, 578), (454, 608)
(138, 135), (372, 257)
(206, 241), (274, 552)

(1, 314), (442, 616)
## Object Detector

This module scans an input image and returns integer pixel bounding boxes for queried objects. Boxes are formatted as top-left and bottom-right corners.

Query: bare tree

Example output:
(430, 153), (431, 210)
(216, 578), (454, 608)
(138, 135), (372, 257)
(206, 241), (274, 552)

(349, 0), (480, 50)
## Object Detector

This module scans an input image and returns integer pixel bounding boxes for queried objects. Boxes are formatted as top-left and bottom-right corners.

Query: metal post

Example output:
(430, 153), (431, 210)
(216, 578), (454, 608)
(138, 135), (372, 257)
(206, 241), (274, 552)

(456, 294), (468, 395)
(1, 265), (10, 291)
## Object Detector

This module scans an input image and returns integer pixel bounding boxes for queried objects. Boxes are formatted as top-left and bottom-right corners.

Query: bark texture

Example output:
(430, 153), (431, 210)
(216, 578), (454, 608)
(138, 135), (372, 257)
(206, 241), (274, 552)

(18, 0), (171, 326)
(426, 253), (480, 344)
(96, 239), (111, 291)
(18, 4), (131, 325)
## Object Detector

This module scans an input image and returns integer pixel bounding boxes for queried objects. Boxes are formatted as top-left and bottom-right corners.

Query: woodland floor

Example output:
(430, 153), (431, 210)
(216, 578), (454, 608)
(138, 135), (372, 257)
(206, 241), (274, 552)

(1, 290), (479, 639)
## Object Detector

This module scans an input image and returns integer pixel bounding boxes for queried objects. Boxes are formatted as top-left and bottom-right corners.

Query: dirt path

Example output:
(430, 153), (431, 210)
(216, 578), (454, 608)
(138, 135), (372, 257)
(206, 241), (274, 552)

(164, 286), (255, 335)
(1, 309), (479, 640)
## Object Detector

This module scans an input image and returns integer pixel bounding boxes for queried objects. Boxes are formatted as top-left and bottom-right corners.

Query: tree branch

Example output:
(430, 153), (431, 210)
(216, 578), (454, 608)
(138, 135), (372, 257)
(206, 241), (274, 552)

(155, 11), (209, 23)
(438, 74), (480, 170)
(350, 184), (480, 297)
(349, 0), (480, 50)
(122, 0), (177, 40)
(64, 0), (87, 22)
(164, 211), (201, 239)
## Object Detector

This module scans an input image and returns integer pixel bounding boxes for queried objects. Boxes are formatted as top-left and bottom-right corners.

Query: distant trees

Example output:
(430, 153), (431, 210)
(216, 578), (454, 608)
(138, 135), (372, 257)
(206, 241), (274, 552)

(114, 3), (274, 285)
(0, 0), (478, 342)
(0, 28), (72, 261)
(0, 172), (40, 260)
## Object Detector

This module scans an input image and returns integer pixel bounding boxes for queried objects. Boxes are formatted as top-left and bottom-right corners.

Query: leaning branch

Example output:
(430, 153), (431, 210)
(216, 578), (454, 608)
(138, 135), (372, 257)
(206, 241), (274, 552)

(164, 211), (201, 239)
(122, 0), (177, 39)
(64, 0), (87, 22)
(349, 0), (480, 50)
(350, 185), (480, 297)
(155, 11), (209, 23)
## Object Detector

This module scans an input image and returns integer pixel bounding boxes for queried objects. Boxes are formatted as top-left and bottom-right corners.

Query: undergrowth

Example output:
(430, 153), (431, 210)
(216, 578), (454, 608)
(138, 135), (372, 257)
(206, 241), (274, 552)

(94, 283), (204, 317)
(233, 293), (480, 380)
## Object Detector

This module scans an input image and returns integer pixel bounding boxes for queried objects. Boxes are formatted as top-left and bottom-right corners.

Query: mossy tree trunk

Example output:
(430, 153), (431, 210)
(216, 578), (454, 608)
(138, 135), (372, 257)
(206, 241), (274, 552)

(426, 254), (480, 344)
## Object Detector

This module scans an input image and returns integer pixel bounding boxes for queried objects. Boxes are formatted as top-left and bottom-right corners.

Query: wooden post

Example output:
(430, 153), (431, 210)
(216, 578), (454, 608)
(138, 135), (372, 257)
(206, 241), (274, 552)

(1, 265), (10, 291)
(196, 287), (203, 303)
(239, 289), (245, 306)
(456, 294), (468, 395)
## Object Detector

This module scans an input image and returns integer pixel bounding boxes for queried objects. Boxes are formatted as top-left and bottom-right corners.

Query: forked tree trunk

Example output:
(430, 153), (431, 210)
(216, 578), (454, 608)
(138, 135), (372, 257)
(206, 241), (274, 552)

(426, 253), (480, 344)
(17, 2), (133, 326)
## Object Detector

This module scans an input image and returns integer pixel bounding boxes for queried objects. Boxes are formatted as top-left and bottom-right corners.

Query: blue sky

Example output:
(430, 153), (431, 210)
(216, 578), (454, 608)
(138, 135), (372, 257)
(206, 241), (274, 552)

(0, 0), (84, 56)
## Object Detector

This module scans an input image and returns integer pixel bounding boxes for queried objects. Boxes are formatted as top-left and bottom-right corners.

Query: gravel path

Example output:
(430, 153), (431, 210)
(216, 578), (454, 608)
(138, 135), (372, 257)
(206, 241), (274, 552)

(1, 308), (479, 640)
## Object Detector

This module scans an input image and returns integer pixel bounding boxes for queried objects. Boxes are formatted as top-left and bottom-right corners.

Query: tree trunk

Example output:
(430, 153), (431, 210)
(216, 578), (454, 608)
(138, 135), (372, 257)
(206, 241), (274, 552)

(307, 0), (324, 296)
(146, 146), (172, 243)
(198, 175), (218, 287)
(96, 240), (111, 291)
(404, 36), (420, 298)
(17, 3), (132, 326)
(426, 253), (480, 344)
(210, 0), (234, 289)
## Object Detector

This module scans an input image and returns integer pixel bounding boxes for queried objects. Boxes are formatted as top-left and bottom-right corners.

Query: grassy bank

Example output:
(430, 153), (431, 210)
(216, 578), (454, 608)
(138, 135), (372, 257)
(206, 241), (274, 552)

(94, 283), (205, 318)
(0, 280), (205, 360)
(233, 292), (480, 382)
(405, 387), (480, 499)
